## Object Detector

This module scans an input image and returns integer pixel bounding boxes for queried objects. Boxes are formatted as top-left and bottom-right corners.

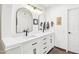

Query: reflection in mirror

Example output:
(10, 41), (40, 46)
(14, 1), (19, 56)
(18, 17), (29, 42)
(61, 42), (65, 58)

(38, 14), (46, 31)
(16, 8), (33, 33)
(33, 19), (38, 25)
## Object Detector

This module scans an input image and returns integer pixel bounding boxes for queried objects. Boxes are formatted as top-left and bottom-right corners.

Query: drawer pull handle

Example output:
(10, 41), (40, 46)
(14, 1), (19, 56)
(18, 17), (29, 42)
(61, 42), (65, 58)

(43, 42), (47, 45)
(32, 42), (37, 45)
(43, 38), (46, 40)
(43, 47), (47, 49)
(43, 51), (47, 54)
(33, 48), (36, 54)
(50, 39), (52, 43)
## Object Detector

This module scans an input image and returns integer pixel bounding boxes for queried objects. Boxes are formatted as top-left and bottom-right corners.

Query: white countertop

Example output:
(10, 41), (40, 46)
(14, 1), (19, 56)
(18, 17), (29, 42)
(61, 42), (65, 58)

(2, 31), (54, 51)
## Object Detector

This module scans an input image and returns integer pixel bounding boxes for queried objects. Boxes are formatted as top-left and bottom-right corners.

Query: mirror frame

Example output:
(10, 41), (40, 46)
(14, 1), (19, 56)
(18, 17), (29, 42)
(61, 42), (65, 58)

(16, 8), (33, 33)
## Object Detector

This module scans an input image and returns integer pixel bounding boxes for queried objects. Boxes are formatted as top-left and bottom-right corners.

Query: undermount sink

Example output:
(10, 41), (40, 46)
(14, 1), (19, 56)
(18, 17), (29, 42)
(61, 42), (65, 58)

(19, 33), (37, 39)
(14, 34), (37, 43)
(26, 35), (36, 38)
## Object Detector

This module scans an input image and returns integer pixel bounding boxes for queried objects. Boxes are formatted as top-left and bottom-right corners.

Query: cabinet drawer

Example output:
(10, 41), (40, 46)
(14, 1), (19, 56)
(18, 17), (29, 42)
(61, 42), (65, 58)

(41, 37), (48, 43)
(23, 47), (37, 54)
(22, 39), (38, 49)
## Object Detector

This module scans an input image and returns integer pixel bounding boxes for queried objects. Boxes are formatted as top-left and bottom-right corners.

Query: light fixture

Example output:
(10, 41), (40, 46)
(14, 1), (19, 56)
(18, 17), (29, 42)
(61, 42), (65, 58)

(27, 4), (42, 15)
(28, 4), (42, 11)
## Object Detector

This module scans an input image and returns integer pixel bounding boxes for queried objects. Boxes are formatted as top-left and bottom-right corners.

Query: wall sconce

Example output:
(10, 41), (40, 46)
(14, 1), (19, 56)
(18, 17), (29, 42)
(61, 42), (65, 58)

(28, 4), (42, 11)
(27, 4), (42, 14)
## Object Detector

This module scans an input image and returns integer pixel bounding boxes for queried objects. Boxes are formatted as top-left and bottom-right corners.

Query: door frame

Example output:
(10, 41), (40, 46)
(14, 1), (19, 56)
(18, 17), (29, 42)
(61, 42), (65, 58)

(67, 7), (79, 53)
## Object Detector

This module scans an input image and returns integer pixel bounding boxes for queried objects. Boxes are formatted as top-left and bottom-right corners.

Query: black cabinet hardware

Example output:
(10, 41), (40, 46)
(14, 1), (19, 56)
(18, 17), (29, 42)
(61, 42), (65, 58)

(33, 48), (36, 54)
(43, 51), (47, 54)
(43, 42), (47, 45)
(43, 38), (46, 40)
(43, 47), (47, 49)
(32, 42), (37, 45)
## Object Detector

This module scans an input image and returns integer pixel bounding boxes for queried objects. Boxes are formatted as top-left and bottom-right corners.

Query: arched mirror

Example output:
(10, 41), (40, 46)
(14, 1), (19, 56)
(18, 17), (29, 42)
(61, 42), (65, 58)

(16, 8), (33, 33)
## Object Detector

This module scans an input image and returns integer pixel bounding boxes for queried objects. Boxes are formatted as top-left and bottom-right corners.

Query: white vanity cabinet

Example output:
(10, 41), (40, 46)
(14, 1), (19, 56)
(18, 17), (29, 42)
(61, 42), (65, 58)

(5, 33), (54, 54)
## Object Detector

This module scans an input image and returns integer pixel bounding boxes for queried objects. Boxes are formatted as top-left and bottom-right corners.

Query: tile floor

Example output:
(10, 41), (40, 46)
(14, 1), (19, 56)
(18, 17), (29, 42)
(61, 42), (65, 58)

(48, 48), (75, 54)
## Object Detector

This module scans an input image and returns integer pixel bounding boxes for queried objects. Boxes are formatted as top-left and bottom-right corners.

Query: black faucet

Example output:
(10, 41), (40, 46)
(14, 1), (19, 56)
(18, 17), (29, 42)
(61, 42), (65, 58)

(23, 30), (28, 36)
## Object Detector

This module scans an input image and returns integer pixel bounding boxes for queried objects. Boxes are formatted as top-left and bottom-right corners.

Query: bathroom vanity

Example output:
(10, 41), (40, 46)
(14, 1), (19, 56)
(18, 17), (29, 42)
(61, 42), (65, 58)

(3, 32), (54, 54)
(0, 4), (55, 54)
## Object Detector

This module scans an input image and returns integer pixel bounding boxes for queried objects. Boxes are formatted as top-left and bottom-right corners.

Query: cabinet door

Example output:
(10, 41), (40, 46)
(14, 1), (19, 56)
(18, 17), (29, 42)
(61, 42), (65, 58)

(49, 35), (54, 46)
(22, 43), (33, 54)
(6, 46), (22, 54)
(22, 41), (34, 54)
(36, 38), (43, 54)
(22, 39), (40, 54)
(47, 34), (54, 50)
(31, 41), (39, 54)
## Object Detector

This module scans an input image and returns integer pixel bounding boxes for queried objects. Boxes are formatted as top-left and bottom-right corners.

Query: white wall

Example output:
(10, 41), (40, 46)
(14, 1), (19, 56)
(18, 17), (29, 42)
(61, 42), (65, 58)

(1, 5), (13, 37)
(45, 4), (79, 49)
(1, 4), (45, 38)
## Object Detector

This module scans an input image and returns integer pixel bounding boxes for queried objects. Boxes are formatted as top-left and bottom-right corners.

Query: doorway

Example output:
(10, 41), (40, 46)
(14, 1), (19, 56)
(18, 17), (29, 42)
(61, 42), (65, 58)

(68, 8), (79, 53)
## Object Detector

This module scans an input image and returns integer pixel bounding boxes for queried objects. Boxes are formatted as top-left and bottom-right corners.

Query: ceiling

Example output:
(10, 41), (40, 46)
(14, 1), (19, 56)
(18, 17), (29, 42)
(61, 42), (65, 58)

(39, 4), (59, 9)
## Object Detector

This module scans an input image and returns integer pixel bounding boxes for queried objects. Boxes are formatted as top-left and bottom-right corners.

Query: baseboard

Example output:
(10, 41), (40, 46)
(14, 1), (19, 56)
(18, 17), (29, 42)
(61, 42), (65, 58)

(68, 51), (77, 54)
(54, 46), (66, 52)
